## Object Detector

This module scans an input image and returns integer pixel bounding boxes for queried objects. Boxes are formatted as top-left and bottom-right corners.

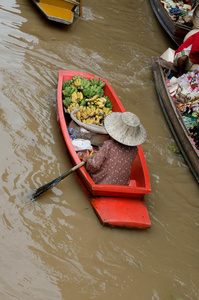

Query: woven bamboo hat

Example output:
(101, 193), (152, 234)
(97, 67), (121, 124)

(104, 112), (147, 146)
(184, 4), (199, 42)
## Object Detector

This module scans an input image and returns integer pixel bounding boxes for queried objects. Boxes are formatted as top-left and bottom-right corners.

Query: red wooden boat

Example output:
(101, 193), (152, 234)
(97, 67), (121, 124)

(57, 70), (151, 229)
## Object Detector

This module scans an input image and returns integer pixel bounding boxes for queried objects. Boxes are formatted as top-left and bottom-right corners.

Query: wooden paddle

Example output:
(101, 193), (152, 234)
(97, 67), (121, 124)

(30, 161), (85, 201)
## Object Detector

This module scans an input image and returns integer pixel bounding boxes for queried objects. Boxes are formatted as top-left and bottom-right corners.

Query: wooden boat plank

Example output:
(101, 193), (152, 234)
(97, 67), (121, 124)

(151, 56), (199, 182)
(63, 0), (79, 6)
(57, 70), (151, 228)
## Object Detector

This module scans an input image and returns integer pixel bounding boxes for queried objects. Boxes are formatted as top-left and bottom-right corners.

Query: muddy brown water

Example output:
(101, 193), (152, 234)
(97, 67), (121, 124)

(0, 0), (199, 299)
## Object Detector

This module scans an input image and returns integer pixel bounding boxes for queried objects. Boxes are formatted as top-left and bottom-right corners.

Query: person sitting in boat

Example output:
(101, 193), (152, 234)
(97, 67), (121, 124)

(81, 112), (147, 185)
(173, 31), (199, 76)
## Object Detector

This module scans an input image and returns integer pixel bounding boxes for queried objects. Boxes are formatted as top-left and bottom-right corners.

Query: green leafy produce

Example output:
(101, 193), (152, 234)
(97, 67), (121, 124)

(62, 75), (113, 118)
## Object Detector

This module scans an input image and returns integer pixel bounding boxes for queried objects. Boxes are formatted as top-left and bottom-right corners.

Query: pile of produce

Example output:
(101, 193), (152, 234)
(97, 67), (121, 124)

(62, 75), (113, 127)
(166, 68), (199, 150)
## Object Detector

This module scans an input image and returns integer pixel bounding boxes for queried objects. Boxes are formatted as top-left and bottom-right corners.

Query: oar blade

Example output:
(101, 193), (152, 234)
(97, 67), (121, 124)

(30, 177), (60, 201)
(29, 161), (85, 201)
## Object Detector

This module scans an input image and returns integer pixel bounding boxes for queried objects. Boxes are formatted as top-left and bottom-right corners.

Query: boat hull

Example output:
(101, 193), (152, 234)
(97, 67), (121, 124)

(57, 70), (151, 228)
(31, 0), (79, 25)
(152, 57), (199, 183)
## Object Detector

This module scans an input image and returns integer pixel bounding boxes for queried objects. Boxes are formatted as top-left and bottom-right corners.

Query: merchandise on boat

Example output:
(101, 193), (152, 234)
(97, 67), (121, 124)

(166, 68), (199, 148)
(57, 70), (151, 229)
(149, 0), (199, 46)
(152, 56), (199, 182)
(161, 0), (192, 24)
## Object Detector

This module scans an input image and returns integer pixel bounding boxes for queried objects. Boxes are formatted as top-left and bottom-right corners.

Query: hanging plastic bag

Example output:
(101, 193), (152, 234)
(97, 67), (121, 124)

(71, 139), (93, 151)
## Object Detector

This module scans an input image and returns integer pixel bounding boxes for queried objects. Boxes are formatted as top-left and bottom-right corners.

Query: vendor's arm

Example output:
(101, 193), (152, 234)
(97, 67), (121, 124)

(85, 141), (109, 173)
(175, 33), (196, 54)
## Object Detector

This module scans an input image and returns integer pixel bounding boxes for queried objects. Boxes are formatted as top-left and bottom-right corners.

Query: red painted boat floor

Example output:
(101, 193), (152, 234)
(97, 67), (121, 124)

(91, 197), (151, 229)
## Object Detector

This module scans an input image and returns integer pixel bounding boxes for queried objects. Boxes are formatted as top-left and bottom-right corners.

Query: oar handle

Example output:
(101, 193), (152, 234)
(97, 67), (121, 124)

(61, 161), (85, 181)
(71, 161), (85, 171)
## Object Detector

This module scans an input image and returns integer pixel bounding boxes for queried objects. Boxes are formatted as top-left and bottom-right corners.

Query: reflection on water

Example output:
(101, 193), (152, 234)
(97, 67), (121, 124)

(0, 0), (198, 299)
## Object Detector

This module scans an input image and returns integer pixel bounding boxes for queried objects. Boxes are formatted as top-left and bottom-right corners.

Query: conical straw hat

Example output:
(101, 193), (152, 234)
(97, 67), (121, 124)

(104, 112), (147, 146)
(192, 3), (199, 29)
(184, 4), (199, 42)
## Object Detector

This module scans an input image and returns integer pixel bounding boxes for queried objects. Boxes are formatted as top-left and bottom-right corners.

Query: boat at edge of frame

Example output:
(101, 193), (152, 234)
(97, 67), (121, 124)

(57, 70), (151, 229)
(31, 0), (80, 25)
(149, 0), (193, 47)
(151, 56), (199, 183)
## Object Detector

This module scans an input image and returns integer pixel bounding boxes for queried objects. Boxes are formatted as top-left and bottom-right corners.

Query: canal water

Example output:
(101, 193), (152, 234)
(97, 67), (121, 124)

(0, 0), (198, 299)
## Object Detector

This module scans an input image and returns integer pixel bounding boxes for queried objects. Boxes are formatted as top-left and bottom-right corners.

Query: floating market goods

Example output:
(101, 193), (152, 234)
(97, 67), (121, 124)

(73, 105), (112, 126)
(62, 75), (113, 126)
(161, 0), (192, 24)
(189, 126), (199, 150)
(166, 68), (199, 112)
(167, 68), (199, 150)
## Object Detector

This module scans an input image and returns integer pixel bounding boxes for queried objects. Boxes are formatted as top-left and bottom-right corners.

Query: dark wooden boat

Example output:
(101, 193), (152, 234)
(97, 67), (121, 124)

(149, 0), (193, 46)
(57, 70), (151, 229)
(151, 56), (199, 183)
(31, 0), (82, 25)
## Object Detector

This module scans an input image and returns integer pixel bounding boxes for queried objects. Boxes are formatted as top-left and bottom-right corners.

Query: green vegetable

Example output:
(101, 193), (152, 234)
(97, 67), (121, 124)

(63, 97), (71, 107)
(63, 80), (72, 89)
(80, 100), (86, 106)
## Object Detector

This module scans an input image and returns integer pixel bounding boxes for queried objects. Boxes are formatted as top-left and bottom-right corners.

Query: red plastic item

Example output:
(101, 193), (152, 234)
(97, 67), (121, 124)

(57, 70), (151, 229)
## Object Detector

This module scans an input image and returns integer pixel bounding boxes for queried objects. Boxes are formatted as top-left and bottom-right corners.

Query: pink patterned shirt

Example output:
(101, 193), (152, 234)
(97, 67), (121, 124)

(86, 139), (138, 185)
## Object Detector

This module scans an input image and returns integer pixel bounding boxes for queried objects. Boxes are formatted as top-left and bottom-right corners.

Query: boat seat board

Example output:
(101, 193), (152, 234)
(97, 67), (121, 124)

(38, 3), (74, 21)
(91, 198), (151, 229)
(129, 180), (136, 187)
